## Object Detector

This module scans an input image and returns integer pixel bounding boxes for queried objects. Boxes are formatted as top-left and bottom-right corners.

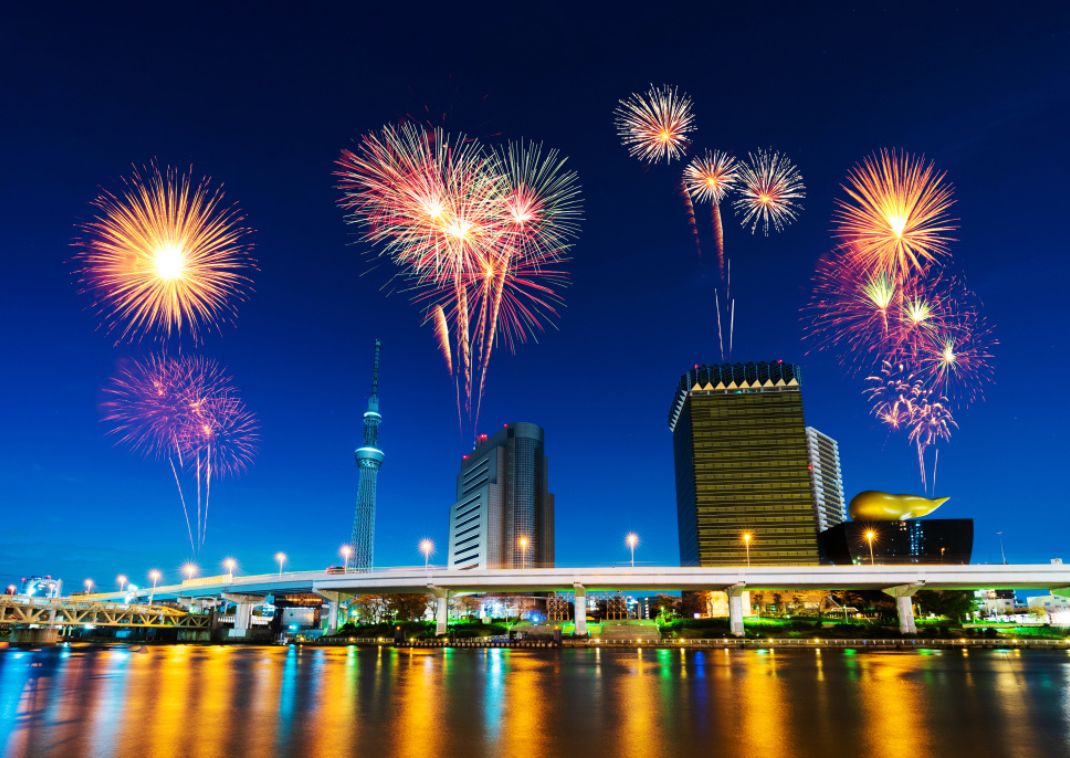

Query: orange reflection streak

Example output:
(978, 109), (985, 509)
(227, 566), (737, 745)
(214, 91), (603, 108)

(309, 648), (357, 754)
(856, 655), (926, 756)
(501, 651), (549, 756)
(146, 645), (195, 756)
(394, 649), (441, 758)
(189, 646), (236, 758)
(614, 649), (664, 756)
(736, 651), (790, 754)
(244, 648), (283, 754)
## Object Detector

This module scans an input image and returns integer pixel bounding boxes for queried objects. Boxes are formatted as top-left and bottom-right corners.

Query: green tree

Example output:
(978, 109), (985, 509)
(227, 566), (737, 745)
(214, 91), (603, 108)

(917, 590), (977, 621)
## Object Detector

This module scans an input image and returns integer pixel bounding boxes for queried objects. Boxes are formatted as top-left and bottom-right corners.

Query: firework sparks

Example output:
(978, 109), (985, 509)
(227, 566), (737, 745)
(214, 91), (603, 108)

(833, 149), (956, 277)
(613, 84), (696, 164)
(733, 148), (806, 235)
(337, 124), (582, 432)
(102, 355), (257, 551)
(76, 163), (256, 343)
(683, 149), (739, 273)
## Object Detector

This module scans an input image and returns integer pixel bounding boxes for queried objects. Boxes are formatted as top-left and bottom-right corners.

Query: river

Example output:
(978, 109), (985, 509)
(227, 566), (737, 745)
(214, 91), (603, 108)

(1, 644), (1068, 757)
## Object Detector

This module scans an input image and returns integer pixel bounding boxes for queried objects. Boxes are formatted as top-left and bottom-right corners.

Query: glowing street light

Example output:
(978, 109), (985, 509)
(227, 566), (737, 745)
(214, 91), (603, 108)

(865, 529), (877, 566)
(117, 574), (127, 592)
(148, 569), (160, 603)
(626, 533), (639, 567)
(84, 578), (94, 594)
(275, 552), (287, 577)
(419, 539), (433, 570)
(340, 545), (352, 573)
(182, 563), (197, 581)
(223, 558), (236, 581)
(5, 585), (15, 596)
(742, 532), (753, 567)
(518, 536), (530, 570)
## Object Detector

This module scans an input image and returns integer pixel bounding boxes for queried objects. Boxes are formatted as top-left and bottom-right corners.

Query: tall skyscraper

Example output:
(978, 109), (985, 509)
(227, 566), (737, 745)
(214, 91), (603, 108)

(669, 361), (821, 566)
(805, 426), (846, 532)
(447, 422), (554, 570)
(351, 339), (383, 570)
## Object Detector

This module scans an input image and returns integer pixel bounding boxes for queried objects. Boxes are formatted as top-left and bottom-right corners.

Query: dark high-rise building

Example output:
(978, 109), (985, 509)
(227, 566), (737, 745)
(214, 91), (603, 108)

(669, 361), (821, 566)
(447, 422), (554, 570)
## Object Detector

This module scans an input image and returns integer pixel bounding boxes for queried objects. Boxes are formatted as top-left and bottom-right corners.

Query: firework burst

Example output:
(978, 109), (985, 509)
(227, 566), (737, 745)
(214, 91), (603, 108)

(76, 163), (256, 343)
(683, 149), (739, 273)
(833, 149), (956, 278)
(614, 84), (696, 164)
(337, 124), (582, 433)
(733, 148), (806, 235)
(102, 355), (257, 552)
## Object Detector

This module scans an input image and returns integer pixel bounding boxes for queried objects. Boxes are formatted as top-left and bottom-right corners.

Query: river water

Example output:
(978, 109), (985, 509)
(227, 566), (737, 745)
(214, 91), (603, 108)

(1, 644), (1068, 757)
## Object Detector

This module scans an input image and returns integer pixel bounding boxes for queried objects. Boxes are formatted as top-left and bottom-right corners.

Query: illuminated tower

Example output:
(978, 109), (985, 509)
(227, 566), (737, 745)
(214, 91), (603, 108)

(351, 339), (384, 570)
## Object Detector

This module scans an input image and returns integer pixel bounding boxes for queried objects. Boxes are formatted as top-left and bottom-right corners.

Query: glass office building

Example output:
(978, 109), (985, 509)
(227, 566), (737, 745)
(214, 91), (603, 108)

(669, 361), (822, 566)
(447, 422), (554, 570)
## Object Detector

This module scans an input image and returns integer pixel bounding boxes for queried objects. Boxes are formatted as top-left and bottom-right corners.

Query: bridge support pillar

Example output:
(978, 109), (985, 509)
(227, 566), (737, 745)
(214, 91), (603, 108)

(728, 586), (746, 637)
(314, 590), (346, 633)
(573, 583), (587, 637)
(884, 585), (921, 635)
(223, 593), (261, 639)
(432, 588), (448, 636)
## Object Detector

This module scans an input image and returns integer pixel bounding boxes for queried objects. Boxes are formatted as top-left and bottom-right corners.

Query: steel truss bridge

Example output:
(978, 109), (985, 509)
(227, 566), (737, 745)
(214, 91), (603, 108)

(0, 597), (211, 630)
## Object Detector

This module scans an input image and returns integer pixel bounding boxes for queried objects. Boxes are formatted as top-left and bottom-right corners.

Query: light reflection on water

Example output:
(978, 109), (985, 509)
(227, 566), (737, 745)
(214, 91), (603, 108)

(0, 645), (1068, 757)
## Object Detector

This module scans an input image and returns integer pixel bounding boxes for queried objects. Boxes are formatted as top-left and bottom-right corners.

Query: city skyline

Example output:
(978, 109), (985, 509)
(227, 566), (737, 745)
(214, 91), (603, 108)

(3, 6), (1068, 589)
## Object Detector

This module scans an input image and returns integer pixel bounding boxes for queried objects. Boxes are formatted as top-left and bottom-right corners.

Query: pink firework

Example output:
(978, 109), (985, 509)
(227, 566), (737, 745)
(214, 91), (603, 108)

(102, 355), (257, 551)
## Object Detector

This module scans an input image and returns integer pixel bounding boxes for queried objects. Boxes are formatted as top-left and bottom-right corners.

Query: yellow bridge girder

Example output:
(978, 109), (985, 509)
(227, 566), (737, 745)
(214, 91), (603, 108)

(0, 597), (212, 629)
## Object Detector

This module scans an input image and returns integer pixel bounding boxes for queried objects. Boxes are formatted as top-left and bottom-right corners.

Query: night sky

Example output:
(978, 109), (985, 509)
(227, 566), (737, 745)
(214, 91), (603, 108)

(3, 6), (1068, 590)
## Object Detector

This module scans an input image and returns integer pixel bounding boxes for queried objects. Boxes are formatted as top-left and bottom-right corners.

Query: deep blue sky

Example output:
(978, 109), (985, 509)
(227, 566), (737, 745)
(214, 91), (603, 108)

(2, 6), (1068, 590)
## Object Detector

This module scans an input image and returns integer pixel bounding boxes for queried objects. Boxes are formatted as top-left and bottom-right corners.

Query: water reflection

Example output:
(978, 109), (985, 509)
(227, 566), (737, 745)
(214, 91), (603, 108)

(0, 645), (1067, 757)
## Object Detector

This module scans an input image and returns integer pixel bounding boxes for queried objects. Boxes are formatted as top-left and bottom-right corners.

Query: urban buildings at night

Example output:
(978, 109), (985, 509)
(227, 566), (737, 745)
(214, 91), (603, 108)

(805, 426), (846, 532)
(669, 361), (824, 566)
(351, 340), (384, 570)
(446, 422), (555, 570)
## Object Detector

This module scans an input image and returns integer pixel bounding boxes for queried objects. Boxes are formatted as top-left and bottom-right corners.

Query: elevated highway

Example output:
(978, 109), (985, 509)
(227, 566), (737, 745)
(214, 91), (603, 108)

(84, 562), (1070, 638)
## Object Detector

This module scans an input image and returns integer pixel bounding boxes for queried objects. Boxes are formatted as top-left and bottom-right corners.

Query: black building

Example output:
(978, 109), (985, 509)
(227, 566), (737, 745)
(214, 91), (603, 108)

(818, 519), (974, 565)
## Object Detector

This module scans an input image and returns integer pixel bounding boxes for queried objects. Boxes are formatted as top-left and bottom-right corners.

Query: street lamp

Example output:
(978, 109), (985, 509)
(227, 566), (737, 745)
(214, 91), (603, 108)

(148, 569), (160, 602)
(182, 563), (197, 581)
(518, 536), (530, 570)
(865, 529), (877, 566)
(626, 533), (638, 567)
(340, 545), (352, 572)
(84, 578), (94, 594)
(223, 558), (236, 581)
(117, 574), (127, 592)
(275, 552), (286, 577)
(742, 532), (753, 567)
(419, 539), (433, 570)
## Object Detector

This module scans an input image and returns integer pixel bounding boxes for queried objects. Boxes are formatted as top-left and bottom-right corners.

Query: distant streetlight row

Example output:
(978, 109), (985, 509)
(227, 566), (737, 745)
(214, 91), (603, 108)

(87, 526), (888, 594)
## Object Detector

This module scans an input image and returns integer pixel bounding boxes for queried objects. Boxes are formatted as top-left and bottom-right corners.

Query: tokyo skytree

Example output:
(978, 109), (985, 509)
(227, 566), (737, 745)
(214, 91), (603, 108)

(351, 339), (383, 570)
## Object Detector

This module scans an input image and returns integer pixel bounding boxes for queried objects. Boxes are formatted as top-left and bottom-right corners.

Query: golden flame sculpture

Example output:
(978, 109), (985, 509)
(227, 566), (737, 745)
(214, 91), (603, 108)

(848, 490), (949, 521)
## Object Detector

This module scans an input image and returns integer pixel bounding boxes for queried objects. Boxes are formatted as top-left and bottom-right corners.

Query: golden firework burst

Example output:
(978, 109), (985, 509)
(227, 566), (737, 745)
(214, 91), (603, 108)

(76, 163), (256, 342)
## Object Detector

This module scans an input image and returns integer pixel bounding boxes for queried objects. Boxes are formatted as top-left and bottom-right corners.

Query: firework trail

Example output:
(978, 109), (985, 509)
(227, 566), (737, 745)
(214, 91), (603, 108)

(683, 149), (739, 276)
(102, 355), (258, 552)
(614, 84), (696, 164)
(833, 149), (956, 279)
(679, 181), (703, 258)
(75, 163), (257, 343)
(734, 148), (806, 236)
(337, 124), (582, 434)
(431, 304), (452, 374)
